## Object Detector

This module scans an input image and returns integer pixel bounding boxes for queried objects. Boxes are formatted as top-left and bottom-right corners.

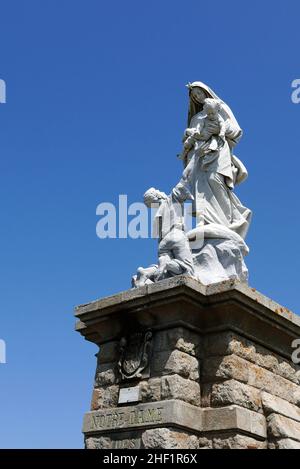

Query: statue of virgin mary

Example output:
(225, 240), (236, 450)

(132, 82), (253, 287)
(178, 82), (252, 284)
(181, 82), (252, 242)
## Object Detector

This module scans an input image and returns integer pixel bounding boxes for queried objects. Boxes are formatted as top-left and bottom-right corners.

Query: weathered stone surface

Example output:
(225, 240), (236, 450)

(269, 438), (300, 449)
(202, 355), (249, 383)
(140, 378), (162, 402)
(76, 275), (300, 353)
(204, 331), (300, 385)
(84, 400), (203, 434)
(153, 327), (201, 357)
(202, 405), (267, 438)
(85, 433), (141, 449)
(212, 434), (267, 449)
(77, 277), (300, 450)
(267, 414), (300, 442)
(276, 362), (300, 386)
(198, 437), (213, 449)
(94, 363), (117, 386)
(85, 436), (112, 449)
(199, 433), (267, 449)
(97, 341), (119, 364)
(247, 365), (300, 406)
(142, 428), (199, 449)
(91, 385), (119, 410)
(262, 392), (300, 423)
(161, 375), (201, 406)
(211, 380), (262, 413)
(203, 354), (300, 406)
(152, 349), (199, 380)
(84, 401), (268, 439)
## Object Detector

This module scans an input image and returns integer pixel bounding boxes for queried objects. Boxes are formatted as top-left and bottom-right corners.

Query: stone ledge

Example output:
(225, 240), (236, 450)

(74, 276), (299, 361)
(202, 405), (266, 438)
(83, 400), (266, 439)
(83, 400), (202, 434)
(75, 276), (298, 328)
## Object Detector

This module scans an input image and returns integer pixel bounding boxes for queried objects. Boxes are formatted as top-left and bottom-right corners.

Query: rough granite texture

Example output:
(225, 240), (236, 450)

(75, 276), (300, 449)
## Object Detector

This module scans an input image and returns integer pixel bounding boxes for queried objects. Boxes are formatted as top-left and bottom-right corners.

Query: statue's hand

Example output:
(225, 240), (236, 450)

(185, 127), (194, 136)
(200, 141), (211, 155)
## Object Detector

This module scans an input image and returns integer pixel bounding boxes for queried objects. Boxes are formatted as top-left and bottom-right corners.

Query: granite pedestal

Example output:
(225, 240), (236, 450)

(75, 276), (300, 449)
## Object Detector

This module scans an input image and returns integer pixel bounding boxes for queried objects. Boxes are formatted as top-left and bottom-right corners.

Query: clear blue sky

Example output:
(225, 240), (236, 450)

(0, 0), (299, 448)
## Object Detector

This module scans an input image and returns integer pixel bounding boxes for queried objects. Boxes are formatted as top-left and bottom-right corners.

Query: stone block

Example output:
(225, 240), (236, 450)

(161, 375), (201, 406)
(203, 354), (300, 407)
(85, 433), (141, 449)
(198, 437), (213, 449)
(140, 378), (162, 402)
(83, 400), (203, 434)
(211, 380), (262, 413)
(267, 414), (300, 442)
(151, 349), (199, 380)
(212, 434), (267, 449)
(85, 436), (112, 449)
(275, 362), (300, 386)
(153, 327), (201, 357)
(204, 331), (300, 385)
(270, 438), (300, 449)
(94, 363), (117, 386)
(262, 392), (300, 423)
(84, 401), (268, 440)
(142, 428), (199, 449)
(202, 355), (249, 383)
(247, 364), (300, 406)
(202, 405), (266, 438)
(91, 385), (119, 410)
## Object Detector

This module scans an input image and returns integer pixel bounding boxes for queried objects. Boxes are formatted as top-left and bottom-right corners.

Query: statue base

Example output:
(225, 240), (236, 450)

(192, 238), (248, 285)
(75, 276), (300, 449)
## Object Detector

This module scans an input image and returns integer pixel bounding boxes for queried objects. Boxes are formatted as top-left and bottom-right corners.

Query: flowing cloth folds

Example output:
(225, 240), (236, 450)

(182, 152), (252, 240)
(181, 81), (252, 241)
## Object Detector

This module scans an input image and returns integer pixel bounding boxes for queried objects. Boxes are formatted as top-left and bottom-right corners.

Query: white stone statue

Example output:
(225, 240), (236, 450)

(132, 81), (252, 287)
(178, 98), (226, 165)
(181, 82), (251, 233)
(132, 182), (194, 288)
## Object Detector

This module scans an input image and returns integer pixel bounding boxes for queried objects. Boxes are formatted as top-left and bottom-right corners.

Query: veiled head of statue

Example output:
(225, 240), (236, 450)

(186, 81), (241, 135)
(190, 87), (208, 104)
